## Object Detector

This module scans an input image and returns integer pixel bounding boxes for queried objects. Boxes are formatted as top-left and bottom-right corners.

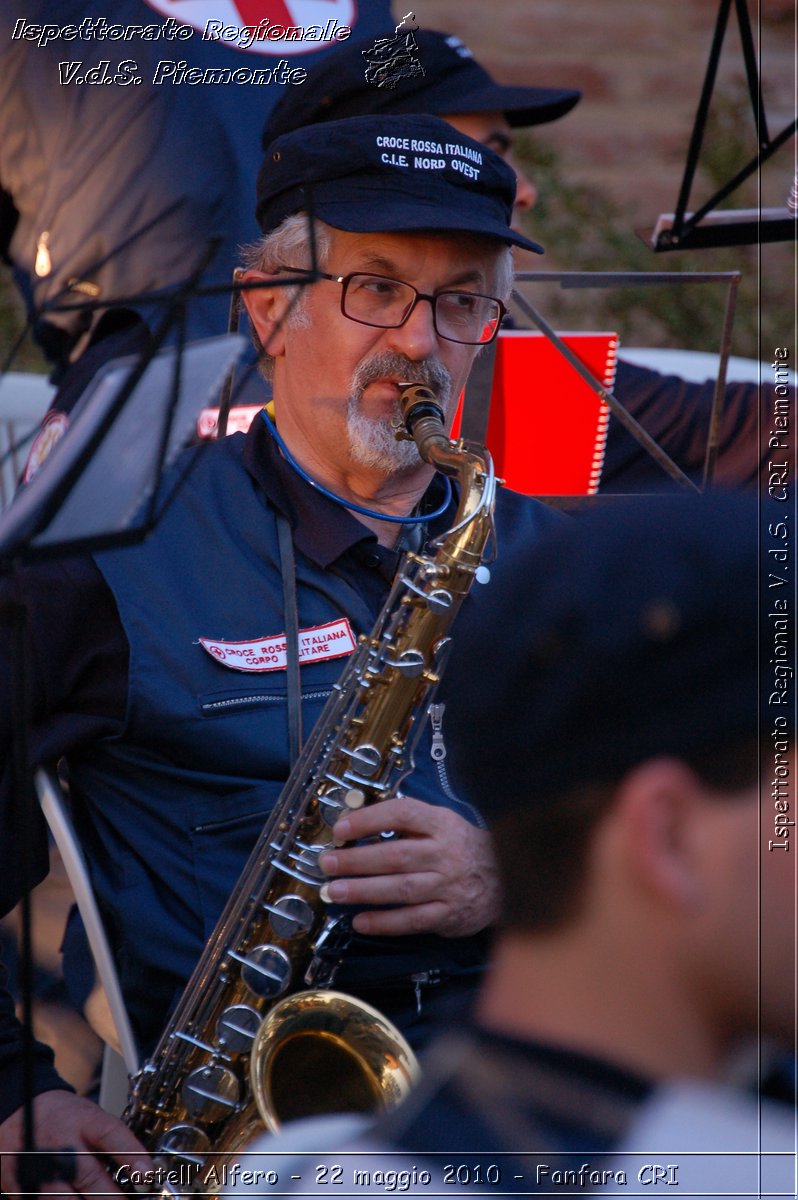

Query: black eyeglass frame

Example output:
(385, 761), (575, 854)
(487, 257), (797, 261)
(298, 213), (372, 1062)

(279, 266), (507, 346)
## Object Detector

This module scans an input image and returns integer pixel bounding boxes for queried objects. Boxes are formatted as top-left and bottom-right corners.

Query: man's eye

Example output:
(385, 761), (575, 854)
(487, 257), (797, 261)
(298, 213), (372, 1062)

(357, 276), (403, 299)
(488, 137), (511, 159)
(441, 292), (480, 314)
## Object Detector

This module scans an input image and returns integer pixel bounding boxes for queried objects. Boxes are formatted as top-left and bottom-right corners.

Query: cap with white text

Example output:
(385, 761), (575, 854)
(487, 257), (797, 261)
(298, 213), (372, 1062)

(255, 114), (544, 254)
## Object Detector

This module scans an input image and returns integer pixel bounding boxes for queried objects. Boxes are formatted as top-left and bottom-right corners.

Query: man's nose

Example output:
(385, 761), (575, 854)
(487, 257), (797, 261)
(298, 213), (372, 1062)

(384, 296), (439, 359)
(510, 154), (537, 213)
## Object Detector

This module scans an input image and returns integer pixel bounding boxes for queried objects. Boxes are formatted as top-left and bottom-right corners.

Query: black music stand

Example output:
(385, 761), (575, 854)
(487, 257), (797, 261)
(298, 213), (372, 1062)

(647, 0), (797, 251)
(0, 334), (246, 561)
(459, 269), (742, 503)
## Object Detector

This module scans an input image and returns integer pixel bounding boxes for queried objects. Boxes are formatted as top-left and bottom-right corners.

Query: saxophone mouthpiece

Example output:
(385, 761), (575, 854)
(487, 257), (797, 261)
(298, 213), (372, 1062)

(397, 383), (448, 463)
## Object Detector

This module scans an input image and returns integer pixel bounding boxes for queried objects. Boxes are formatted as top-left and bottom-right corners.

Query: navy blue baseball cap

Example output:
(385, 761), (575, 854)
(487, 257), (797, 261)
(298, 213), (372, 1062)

(255, 114), (544, 254)
(261, 30), (581, 149)
(444, 493), (763, 815)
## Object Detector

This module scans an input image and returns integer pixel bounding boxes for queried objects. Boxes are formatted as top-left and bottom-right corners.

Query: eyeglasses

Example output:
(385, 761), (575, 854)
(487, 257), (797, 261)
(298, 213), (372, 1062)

(281, 267), (506, 345)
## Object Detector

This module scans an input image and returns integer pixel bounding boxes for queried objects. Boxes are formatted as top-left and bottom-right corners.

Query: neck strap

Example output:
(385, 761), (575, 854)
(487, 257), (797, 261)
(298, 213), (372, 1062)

(260, 409), (452, 526)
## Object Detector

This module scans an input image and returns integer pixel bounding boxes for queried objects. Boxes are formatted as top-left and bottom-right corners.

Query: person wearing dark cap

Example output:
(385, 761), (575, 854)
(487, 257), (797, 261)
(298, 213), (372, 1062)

(401, 493), (792, 1164)
(0, 113), (561, 1191)
(261, 29), (580, 240)
(261, 28), (780, 493)
(227, 492), (794, 1184)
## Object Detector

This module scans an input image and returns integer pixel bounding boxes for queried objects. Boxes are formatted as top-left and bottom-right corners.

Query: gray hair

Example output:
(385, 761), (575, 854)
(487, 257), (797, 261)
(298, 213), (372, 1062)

(239, 214), (332, 379)
(240, 212), (332, 275)
(493, 244), (514, 305)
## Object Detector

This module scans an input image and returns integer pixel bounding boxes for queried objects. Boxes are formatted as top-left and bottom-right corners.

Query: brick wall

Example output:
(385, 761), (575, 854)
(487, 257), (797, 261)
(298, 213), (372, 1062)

(403, 1), (795, 221)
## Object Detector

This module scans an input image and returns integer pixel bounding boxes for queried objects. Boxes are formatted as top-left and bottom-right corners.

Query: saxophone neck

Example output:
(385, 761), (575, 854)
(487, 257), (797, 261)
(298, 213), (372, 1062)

(398, 382), (496, 525)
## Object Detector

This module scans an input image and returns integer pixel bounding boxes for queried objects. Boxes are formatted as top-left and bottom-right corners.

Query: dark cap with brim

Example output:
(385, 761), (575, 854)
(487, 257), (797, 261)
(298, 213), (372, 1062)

(256, 114), (544, 254)
(262, 29), (581, 148)
(443, 493), (764, 820)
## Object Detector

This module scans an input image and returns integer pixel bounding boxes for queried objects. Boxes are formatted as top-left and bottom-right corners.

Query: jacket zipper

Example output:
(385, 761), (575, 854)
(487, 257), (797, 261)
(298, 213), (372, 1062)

(429, 702), (486, 827)
(201, 689), (332, 715)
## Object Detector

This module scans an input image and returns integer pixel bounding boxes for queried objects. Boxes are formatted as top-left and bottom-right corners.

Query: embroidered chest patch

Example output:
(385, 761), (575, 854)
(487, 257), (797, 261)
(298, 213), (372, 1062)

(199, 618), (357, 672)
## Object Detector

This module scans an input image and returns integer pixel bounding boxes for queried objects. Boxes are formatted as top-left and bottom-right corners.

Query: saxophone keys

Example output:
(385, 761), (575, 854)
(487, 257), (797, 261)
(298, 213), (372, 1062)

(263, 894), (315, 939)
(182, 1064), (240, 1122)
(157, 1123), (212, 1163)
(318, 785), (348, 826)
(426, 587), (453, 612)
(229, 944), (292, 998)
(384, 647), (425, 678)
(217, 1004), (263, 1052)
(343, 743), (382, 776)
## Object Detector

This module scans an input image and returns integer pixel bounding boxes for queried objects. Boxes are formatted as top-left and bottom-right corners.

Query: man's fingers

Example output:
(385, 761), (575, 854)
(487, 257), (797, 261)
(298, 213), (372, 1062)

(72, 1152), (127, 1198)
(351, 901), (449, 936)
(85, 1124), (151, 1165)
(319, 798), (498, 937)
(322, 869), (437, 907)
(320, 836), (437, 879)
(0, 1094), (152, 1199)
(9, 1148), (122, 1199)
(332, 795), (436, 843)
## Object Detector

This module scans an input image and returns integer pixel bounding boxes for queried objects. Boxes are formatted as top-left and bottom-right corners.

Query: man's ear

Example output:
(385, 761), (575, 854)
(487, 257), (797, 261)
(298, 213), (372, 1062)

(239, 269), (291, 360)
(614, 758), (710, 911)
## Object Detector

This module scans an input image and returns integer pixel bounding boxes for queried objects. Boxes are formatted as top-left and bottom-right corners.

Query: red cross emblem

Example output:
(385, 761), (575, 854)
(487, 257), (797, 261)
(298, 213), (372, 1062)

(143, 1), (357, 57)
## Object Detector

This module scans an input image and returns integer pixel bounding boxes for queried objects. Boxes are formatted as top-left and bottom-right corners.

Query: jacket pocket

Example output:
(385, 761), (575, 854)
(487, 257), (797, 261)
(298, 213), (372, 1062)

(188, 780), (284, 942)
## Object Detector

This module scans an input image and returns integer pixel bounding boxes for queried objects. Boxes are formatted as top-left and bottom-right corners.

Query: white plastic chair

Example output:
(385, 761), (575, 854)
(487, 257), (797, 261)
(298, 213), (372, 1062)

(34, 768), (139, 1116)
(0, 373), (54, 510)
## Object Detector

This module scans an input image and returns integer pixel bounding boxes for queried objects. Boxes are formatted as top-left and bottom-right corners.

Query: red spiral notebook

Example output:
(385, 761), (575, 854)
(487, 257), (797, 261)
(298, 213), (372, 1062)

(199, 330), (619, 497)
(452, 330), (619, 496)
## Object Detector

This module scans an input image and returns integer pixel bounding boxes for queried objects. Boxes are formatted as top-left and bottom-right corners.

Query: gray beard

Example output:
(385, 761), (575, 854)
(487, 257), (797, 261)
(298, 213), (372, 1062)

(346, 353), (452, 473)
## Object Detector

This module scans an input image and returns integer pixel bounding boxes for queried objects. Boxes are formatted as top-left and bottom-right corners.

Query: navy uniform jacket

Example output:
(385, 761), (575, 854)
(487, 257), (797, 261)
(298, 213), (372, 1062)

(0, 414), (561, 1118)
(231, 1025), (653, 1190)
(363, 1025), (653, 1170)
(227, 1029), (795, 1191)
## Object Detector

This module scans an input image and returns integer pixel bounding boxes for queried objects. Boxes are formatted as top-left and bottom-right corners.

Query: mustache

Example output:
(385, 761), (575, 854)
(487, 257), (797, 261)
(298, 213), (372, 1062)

(351, 353), (452, 403)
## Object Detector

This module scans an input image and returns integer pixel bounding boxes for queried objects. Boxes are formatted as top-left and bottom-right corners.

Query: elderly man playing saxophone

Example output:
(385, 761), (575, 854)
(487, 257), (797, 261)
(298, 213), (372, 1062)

(0, 113), (560, 1195)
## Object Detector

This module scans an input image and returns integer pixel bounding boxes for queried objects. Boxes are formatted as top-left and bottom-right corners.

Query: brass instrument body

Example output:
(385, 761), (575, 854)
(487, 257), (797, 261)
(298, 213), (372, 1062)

(122, 386), (496, 1187)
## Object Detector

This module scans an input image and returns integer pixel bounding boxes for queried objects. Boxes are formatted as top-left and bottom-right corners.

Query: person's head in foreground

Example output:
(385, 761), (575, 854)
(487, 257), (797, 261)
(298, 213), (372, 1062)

(446, 491), (789, 1082)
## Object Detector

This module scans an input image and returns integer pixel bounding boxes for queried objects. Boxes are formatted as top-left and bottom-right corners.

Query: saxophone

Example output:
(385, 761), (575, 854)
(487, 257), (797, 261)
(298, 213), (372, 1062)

(122, 384), (497, 1188)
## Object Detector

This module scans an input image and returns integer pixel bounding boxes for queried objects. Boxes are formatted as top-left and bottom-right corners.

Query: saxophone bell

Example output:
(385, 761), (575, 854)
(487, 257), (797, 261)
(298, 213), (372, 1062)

(249, 990), (420, 1133)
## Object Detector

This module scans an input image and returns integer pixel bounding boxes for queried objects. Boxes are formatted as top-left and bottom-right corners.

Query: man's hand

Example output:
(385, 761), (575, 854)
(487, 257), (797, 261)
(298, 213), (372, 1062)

(0, 1090), (152, 1197)
(319, 795), (499, 938)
